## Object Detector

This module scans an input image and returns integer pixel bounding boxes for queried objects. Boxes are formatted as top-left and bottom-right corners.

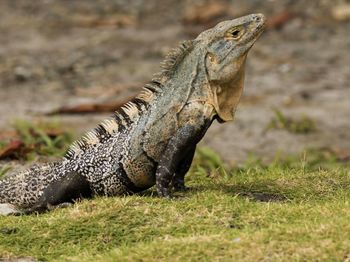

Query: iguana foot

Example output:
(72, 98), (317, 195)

(0, 203), (23, 216)
(156, 185), (171, 198)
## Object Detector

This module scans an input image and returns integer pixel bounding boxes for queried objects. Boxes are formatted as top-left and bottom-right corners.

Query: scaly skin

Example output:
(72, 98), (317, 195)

(0, 14), (266, 215)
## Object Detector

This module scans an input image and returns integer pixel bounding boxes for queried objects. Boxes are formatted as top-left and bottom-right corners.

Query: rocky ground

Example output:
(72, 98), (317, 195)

(0, 0), (349, 164)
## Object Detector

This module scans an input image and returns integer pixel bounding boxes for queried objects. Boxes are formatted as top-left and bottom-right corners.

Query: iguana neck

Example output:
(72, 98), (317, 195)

(150, 51), (207, 114)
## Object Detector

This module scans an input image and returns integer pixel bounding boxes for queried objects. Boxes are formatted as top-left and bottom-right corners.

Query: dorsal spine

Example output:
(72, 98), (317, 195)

(64, 39), (193, 161)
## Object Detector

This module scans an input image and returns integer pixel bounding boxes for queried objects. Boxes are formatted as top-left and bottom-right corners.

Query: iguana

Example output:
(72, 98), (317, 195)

(0, 14), (266, 215)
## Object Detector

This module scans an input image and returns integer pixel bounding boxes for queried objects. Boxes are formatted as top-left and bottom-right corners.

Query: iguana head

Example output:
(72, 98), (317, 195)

(197, 14), (266, 122)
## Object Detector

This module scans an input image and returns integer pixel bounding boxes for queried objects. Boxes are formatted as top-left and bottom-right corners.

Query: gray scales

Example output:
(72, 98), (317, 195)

(0, 14), (266, 215)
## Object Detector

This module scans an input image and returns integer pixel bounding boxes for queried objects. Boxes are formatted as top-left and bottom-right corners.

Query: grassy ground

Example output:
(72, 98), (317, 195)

(0, 143), (350, 261)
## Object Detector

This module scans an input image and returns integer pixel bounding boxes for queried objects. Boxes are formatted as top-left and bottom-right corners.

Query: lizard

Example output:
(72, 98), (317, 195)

(0, 14), (266, 215)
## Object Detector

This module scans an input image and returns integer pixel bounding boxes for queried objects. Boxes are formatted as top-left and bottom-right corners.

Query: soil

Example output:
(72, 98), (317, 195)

(0, 0), (349, 165)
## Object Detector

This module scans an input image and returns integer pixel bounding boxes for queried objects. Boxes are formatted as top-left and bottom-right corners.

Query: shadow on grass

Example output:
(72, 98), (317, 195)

(191, 183), (290, 202)
(134, 182), (289, 202)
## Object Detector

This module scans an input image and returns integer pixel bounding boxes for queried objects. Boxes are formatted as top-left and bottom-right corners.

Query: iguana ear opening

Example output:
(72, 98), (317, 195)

(211, 69), (245, 122)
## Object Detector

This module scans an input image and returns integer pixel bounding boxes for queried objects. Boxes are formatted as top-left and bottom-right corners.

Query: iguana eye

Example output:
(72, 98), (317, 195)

(226, 27), (244, 40)
(231, 30), (240, 38)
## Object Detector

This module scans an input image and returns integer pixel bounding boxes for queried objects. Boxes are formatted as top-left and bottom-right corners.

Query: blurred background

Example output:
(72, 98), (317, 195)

(0, 0), (349, 165)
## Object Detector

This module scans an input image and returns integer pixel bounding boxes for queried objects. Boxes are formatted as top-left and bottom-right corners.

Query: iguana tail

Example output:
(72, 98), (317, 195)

(0, 161), (63, 214)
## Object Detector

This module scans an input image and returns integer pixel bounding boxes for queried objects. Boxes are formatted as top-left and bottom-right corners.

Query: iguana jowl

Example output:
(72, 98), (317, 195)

(0, 14), (266, 215)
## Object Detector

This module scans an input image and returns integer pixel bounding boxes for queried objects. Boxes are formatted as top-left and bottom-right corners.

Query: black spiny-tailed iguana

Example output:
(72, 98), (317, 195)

(0, 14), (266, 215)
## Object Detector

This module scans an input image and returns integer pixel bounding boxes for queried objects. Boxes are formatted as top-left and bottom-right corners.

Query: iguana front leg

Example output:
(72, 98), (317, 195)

(172, 146), (196, 191)
(156, 121), (210, 198)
